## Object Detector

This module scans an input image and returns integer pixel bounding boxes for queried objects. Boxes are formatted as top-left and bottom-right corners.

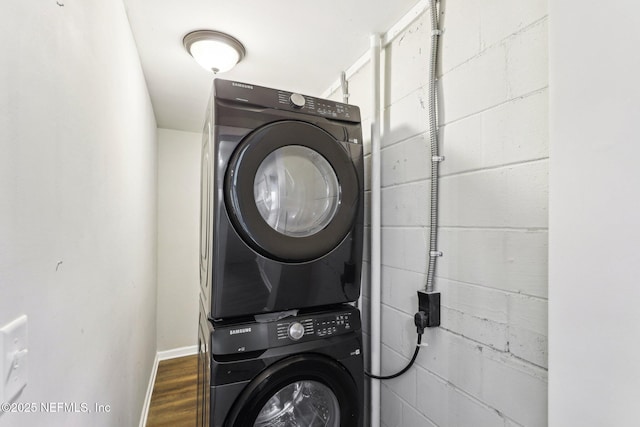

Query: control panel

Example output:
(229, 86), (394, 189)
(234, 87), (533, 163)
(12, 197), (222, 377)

(215, 78), (361, 123)
(211, 306), (361, 355)
(274, 310), (356, 343)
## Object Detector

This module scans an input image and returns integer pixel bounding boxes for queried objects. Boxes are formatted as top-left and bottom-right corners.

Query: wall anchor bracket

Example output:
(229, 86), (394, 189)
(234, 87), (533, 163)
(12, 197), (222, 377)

(340, 71), (350, 104)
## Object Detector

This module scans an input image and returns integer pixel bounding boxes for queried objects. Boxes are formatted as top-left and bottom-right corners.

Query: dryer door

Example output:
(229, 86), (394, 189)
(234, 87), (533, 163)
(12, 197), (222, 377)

(224, 354), (361, 427)
(225, 120), (359, 262)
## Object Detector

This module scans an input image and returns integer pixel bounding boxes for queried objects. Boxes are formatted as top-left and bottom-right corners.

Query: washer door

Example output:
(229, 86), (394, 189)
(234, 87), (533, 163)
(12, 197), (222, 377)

(225, 120), (359, 262)
(225, 355), (360, 427)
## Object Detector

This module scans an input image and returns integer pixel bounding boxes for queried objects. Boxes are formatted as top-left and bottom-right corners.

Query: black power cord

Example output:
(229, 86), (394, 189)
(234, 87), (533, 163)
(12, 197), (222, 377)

(365, 311), (429, 380)
(365, 333), (422, 380)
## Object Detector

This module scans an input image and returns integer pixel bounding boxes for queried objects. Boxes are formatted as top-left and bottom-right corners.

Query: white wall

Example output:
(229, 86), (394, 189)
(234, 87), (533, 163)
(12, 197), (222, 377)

(157, 128), (201, 352)
(549, 1), (640, 426)
(329, 1), (549, 425)
(0, 1), (157, 426)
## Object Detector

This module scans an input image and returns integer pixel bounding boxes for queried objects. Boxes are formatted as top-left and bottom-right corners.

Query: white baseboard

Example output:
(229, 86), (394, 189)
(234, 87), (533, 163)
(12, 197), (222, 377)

(139, 345), (198, 427)
(139, 352), (159, 427)
(158, 345), (198, 361)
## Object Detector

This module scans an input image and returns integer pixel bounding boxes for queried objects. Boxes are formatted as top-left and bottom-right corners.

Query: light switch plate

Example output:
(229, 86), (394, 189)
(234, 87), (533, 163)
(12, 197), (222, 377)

(0, 315), (28, 403)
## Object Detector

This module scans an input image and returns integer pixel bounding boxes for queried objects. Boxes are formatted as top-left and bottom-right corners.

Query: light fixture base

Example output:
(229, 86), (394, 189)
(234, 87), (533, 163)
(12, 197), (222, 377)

(183, 30), (246, 73)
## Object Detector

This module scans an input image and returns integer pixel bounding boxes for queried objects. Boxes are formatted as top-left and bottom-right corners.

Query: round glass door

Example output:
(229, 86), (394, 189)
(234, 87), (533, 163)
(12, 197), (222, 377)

(224, 354), (361, 427)
(254, 145), (340, 238)
(254, 380), (340, 426)
(225, 120), (360, 262)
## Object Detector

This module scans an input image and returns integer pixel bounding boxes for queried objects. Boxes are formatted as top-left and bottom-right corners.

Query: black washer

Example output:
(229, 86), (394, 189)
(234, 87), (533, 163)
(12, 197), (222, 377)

(200, 304), (364, 427)
(225, 354), (360, 426)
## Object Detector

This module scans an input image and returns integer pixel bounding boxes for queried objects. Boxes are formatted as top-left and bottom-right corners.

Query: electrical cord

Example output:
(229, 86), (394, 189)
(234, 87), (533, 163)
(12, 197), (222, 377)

(365, 333), (422, 380)
(365, 311), (428, 380)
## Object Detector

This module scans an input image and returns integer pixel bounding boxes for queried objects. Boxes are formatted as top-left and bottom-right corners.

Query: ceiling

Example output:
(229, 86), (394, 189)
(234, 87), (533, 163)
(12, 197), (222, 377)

(122, 0), (420, 132)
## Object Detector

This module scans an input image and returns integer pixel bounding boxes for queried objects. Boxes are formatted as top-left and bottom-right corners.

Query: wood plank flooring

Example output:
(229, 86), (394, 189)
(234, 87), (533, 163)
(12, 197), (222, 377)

(146, 355), (198, 427)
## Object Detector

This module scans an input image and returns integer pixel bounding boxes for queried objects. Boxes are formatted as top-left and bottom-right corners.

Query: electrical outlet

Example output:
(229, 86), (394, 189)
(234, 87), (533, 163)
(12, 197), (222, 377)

(0, 315), (28, 403)
(417, 291), (441, 327)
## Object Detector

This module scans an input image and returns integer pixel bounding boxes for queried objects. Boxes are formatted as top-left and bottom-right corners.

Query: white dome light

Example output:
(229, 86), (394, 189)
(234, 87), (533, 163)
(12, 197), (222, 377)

(183, 30), (245, 74)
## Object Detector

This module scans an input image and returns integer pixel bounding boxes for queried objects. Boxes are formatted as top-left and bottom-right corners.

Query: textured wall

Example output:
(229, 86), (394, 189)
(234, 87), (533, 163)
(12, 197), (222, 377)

(329, 0), (549, 425)
(0, 1), (157, 425)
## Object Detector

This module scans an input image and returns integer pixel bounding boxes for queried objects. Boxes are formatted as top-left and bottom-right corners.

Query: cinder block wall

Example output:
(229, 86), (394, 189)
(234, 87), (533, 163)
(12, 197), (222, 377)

(329, 1), (548, 425)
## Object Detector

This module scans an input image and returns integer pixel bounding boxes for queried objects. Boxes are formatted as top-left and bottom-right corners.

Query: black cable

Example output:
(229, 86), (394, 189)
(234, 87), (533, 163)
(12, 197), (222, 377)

(365, 333), (422, 380)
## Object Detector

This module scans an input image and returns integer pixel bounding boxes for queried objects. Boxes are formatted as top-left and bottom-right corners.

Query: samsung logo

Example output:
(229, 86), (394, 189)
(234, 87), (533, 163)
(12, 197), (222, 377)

(232, 82), (253, 89)
(229, 327), (252, 335)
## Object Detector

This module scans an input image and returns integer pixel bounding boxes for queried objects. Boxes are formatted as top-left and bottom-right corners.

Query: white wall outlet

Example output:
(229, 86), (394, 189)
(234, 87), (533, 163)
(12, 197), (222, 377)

(0, 315), (28, 403)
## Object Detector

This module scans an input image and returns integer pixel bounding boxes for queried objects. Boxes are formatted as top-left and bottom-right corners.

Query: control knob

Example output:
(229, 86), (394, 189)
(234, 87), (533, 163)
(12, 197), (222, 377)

(288, 322), (305, 340)
(290, 93), (306, 108)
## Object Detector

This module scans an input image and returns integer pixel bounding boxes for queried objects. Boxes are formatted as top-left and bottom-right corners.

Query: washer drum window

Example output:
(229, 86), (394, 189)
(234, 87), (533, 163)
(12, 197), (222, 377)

(223, 354), (361, 426)
(254, 380), (340, 426)
(254, 145), (340, 238)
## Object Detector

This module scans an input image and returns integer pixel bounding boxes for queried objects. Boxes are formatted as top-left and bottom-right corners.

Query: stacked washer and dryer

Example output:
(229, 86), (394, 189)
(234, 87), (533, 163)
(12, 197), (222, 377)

(197, 79), (365, 427)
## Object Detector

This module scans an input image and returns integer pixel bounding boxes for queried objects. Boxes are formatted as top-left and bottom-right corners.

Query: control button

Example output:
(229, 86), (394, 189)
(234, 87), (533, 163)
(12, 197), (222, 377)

(288, 322), (305, 340)
(290, 93), (305, 108)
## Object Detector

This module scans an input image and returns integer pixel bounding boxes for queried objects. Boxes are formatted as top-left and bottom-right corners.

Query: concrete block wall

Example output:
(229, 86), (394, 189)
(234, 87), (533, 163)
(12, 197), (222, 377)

(329, 0), (548, 425)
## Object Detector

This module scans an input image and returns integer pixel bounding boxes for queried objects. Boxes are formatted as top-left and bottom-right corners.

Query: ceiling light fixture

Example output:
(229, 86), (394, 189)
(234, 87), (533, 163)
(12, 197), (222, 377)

(183, 30), (246, 74)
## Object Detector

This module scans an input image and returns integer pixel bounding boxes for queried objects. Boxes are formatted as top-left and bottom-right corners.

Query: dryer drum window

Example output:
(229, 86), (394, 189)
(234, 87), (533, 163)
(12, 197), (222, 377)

(225, 120), (359, 262)
(254, 145), (340, 238)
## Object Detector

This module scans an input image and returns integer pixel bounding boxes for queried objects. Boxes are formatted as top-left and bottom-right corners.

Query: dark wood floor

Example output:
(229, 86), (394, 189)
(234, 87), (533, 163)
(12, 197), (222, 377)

(147, 355), (198, 427)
